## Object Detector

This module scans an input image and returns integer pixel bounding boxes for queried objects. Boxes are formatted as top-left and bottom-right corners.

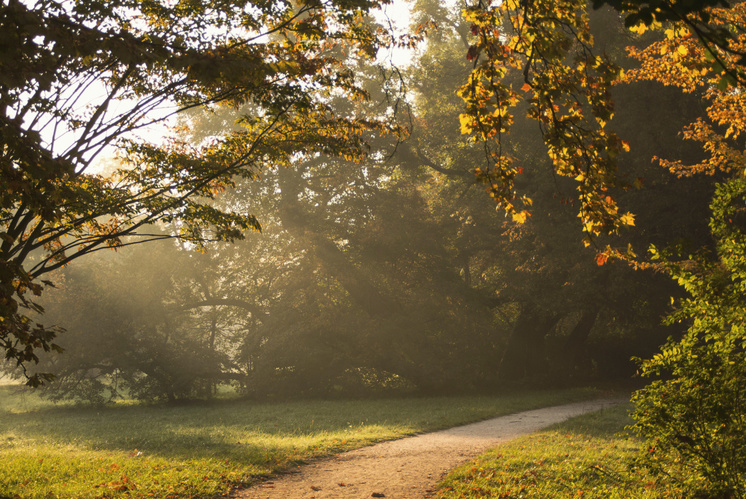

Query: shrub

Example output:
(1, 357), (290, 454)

(632, 177), (746, 498)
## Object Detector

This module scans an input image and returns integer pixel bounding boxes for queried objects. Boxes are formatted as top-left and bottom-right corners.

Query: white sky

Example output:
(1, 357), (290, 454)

(376, 0), (417, 67)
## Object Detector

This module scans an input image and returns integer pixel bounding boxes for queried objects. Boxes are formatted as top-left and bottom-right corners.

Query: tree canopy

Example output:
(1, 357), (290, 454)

(0, 0), (406, 384)
(12, 0), (709, 404)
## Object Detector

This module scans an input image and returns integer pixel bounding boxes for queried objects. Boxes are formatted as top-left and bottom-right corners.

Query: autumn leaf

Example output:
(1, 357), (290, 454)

(512, 211), (530, 223)
(620, 213), (636, 226)
(459, 114), (474, 134)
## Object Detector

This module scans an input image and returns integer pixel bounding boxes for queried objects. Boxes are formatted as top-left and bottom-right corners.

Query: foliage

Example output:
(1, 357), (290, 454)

(624, 3), (746, 177)
(406, 1), (700, 385)
(613, 2), (746, 496)
(26, 129), (500, 400)
(631, 178), (746, 498)
(0, 386), (598, 498)
(456, 0), (742, 257)
(448, 0), (746, 493)
(458, 0), (632, 249)
(24, 239), (237, 403)
(17, 0), (718, 404)
(2, 0), (714, 401)
(0, 0), (399, 385)
(593, 0), (746, 93)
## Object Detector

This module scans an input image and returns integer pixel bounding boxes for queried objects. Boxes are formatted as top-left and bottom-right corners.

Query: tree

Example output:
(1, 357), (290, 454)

(458, 0), (631, 251)
(403, 0), (710, 385)
(0, 0), (400, 384)
(24, 53), (500, 400)
(593, 0), (746, 92)
(631, 179), (746, 497)
(30, 239), (233, 403)
(21, 0), (722, 402)
(619, 2), (746, 495)
(452, 0), (746, 494)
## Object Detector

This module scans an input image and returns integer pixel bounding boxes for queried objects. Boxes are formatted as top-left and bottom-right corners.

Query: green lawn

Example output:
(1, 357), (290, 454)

(0, 386), (602, 499)
(434, 402), (678, 498)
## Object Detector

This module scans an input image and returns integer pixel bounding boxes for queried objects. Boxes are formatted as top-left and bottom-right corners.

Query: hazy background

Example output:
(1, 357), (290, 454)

(4, 1), (714, 404)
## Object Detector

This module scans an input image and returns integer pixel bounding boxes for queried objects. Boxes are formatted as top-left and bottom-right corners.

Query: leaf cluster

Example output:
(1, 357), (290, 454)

(458, 0), (633, 247)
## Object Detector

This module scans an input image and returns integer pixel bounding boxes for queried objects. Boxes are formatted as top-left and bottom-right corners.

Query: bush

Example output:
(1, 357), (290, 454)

(631, 178), (746, 498)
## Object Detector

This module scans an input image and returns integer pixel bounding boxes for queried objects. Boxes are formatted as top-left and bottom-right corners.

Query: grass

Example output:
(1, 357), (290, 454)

(0, 385), (604, 498)
(434, 402), (680, 498)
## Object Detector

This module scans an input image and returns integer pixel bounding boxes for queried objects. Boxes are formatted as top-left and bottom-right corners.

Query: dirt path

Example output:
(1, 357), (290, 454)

(233, 397), (626, 499)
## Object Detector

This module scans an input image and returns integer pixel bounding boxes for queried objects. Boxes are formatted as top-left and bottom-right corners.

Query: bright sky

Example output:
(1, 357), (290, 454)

(376, 0), (417, 67)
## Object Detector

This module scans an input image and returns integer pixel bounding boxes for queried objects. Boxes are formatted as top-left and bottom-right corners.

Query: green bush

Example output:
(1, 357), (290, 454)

(632, 177), (746, 498)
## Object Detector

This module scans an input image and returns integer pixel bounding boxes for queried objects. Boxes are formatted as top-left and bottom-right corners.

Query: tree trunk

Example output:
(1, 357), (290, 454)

(560, 309), (599, 376)
(497, 305), (560, 382)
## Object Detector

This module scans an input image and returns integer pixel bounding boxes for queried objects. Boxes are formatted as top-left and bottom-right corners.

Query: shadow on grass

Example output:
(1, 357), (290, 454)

(2, 397), (396, 465)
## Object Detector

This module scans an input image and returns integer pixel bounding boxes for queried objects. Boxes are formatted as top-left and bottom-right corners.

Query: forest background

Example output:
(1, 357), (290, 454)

(3, 0), (706, 401)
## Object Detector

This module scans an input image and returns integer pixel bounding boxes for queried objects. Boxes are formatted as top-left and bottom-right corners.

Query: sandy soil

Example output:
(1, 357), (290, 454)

(233, 397), (625, 499)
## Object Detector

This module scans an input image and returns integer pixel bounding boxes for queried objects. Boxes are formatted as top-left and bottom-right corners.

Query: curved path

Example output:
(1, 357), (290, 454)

(234, 397), (625, 499)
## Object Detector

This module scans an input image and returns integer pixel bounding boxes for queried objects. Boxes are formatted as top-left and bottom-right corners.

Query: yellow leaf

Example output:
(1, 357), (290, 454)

(459, 114), (473, 135)
(512, 211), (530, 224)
(620, 213), (636, 226)
(677, 45), (688, 56)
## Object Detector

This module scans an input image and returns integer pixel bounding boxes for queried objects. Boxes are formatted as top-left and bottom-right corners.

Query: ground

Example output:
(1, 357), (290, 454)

(233, 398), (624, 499)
